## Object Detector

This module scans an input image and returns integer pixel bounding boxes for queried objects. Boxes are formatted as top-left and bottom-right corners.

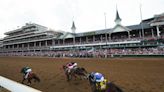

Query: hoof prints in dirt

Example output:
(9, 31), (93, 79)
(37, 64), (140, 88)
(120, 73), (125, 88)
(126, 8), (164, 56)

(1, 57), (164, 92)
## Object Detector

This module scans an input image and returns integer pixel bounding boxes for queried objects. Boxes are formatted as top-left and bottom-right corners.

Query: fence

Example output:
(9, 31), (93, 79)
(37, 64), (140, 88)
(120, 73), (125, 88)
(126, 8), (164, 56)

(0, 76), (42, 92)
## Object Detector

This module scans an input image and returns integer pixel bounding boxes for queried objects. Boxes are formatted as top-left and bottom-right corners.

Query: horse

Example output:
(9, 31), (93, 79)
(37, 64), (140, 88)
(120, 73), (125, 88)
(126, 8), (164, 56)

(63, 65), (71, 81)
(62, 65), (88, 81)
(88, 74), (123, 92)
(90, 81), (123, 92)
(72, 67), (88, 79)
(21, 72), (40, 86)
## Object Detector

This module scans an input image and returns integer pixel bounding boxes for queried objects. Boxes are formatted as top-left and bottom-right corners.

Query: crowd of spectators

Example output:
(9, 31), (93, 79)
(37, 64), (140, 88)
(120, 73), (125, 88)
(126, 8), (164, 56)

(0, 47), (164, 58)
(109, 47), (164, 55)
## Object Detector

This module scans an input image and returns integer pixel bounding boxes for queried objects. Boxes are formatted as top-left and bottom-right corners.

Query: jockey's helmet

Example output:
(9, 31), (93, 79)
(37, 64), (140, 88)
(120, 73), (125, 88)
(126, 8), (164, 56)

(95, 72), (104, 82)
(73, 62), (77, 66)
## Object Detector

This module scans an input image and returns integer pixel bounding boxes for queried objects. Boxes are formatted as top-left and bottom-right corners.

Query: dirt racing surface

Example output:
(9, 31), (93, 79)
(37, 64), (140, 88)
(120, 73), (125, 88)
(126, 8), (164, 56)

(0, 86), (10, 92)
(0, 57), (164, 92)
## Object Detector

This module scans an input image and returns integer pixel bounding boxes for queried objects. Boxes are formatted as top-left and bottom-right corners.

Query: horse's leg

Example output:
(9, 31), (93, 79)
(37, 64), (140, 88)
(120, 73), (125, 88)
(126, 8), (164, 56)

(21, 78), (25, 84)
(88, 76), (93, 85)
(77, 73), (83, 80)
(81, 73), (88, 80)
(27, 79), (31, 86)
(73, 73), (78, 80)
(92, 83), (97, 92)
(71, 73), (76, 80)
(79, 75), (83, 80)
(64, 69), (70, 81)
(70, 70), (77, 80)
(66, 73), (70, 81)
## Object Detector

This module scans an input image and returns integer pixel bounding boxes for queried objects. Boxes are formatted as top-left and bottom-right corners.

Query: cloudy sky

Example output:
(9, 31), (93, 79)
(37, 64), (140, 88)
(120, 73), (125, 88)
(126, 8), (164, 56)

(0, 0), (164, 38)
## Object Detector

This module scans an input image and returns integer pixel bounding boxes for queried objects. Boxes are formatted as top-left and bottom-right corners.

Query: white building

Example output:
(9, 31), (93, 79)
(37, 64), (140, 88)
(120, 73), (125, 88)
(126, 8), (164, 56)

(0, 11), (164, 53)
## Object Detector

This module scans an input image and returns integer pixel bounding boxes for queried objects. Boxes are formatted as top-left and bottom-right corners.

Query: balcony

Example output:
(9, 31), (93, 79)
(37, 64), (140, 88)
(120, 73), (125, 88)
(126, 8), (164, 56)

(3, 36), (53, 45)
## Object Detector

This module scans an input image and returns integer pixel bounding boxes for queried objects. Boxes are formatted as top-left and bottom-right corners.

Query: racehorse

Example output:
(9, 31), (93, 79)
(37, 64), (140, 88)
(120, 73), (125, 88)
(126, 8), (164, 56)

(21, 72), (40, 86)
(73, 67), (88, 79)
(63, 65), (88, 81)
(88, 75), (123, 92)
(90, 81), (123, 92)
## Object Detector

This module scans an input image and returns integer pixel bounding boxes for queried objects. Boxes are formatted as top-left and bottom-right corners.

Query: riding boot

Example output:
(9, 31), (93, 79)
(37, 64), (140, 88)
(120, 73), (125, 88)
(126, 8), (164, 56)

(25, 72), (29, 79)
(68, 69), (71, 73)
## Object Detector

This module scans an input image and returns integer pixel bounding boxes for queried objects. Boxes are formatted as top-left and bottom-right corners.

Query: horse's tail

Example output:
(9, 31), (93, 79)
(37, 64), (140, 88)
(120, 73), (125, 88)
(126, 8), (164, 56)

(82, 67), (88, 74)
(33, 73), (40, 82)
(107, 82), (123, 92)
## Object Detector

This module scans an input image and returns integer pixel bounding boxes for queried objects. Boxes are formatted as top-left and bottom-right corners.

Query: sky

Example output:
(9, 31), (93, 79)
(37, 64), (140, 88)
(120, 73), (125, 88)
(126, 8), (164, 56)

(0, 0), (164, 38)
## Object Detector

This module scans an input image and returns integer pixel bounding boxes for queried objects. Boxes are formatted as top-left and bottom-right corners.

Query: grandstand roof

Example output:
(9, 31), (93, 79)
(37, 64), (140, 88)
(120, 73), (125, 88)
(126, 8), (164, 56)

(141, 18), (154, 24)
(76, 28), (112, 37)
(75, 22), (151, 37)
(75, 11), (152, 37)
(4, 23), (47, 35)
(58, 32), (74, 39)
(127, 23), (151, 30)
(112, 24), (131, 33)
(150, 12), (164, 26)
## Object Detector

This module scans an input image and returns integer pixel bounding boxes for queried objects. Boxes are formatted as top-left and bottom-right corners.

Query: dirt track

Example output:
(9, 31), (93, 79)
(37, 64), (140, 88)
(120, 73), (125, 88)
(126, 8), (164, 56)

(0, 57), (164, 92)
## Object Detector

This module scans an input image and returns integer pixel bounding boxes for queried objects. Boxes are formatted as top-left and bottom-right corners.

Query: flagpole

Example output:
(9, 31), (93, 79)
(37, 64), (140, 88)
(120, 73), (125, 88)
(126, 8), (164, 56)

(104, 12), (108, 45)
(140, 3), (144, 39)
(104, 12), (107, 29)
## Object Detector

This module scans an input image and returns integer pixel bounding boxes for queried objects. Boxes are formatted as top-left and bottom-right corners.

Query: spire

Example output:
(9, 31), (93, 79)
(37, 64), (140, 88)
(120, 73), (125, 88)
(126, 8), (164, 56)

(115, 8), (122, 25)
(71, 21), (76, 34)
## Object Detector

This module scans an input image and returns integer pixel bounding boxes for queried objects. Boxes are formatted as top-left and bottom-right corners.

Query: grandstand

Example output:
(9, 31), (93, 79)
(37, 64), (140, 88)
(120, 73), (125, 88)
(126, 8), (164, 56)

(0, 11), (164, 57)
(0, 39), (3, 49)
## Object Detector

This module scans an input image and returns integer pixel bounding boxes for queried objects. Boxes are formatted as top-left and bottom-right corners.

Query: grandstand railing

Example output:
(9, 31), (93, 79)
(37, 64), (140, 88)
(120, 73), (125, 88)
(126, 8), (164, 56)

(50, 40), (141, 48)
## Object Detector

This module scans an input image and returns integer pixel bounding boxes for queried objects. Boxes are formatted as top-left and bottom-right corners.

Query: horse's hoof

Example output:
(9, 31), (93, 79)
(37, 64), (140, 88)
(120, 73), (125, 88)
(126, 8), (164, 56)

(27, 84), (31, 86)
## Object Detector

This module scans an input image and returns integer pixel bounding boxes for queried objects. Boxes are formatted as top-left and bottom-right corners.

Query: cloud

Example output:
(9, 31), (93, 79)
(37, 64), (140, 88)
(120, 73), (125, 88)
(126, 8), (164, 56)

(0, 0), (164, 38)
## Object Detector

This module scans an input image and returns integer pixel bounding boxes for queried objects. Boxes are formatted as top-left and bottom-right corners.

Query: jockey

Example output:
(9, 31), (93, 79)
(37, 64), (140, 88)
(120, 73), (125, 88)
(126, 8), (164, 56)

(89, 72), (105, 83)
(21, 66), (32, 79)
(89, 72), (108, 90)
(66, 62), (77, 73)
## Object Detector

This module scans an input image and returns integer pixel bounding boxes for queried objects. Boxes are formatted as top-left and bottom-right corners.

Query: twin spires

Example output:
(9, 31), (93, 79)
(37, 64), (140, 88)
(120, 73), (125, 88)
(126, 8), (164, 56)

(115, 9), (122, 25)
(71, 21), (76, 34)
(71, 8), (122, 31)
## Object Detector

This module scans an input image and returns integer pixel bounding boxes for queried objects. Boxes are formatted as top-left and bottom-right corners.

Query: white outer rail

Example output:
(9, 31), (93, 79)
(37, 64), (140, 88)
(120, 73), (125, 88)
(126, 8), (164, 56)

(0, 76), (42, 92)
